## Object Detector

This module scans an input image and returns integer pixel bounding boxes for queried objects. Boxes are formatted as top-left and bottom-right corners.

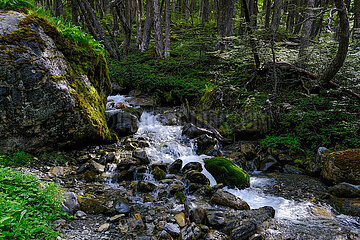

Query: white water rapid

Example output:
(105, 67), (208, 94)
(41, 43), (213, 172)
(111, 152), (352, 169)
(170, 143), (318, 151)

(106, 95), (360, 239)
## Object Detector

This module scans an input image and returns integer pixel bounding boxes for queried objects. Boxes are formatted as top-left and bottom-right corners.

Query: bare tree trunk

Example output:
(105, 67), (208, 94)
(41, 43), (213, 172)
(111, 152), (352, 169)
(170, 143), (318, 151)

(318, 0), (349, 84)
(113, 0), (132, 55)
(217, 0), (236, 36)
(72, 0), (80, 25)
(270, 0), (282, 34)
(201, 0), (209, 27)
(136, 0), (142, 44)
(293, 0), (304, 34)
(153, 0), (164, 58)
(286, 0), (295, 32)
(264, 0), (271, 28)
(76, 0), (117, 58)
(297, 0), (314, 68)
(164, 0), (171, 58)
(140, 0), (154, 52)
(354, 0), (360, 41)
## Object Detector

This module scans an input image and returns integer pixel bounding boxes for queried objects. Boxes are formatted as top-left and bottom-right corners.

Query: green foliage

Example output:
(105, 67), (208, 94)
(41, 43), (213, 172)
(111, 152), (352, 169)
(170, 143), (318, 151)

(0, 167), (67, 239)
(261, 134), (304, 153)
(0, 0), (32, 9)
(0, 150), (32, 167)
(204, 157), (250, 189)
(39, 152), (68, 166)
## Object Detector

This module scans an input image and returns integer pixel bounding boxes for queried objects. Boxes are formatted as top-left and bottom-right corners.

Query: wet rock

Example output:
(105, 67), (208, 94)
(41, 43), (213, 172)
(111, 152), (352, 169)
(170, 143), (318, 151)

(77, 194), (109, 214)
(170, 184), (185, 195)
(114, 198), (130, 214)
(174, 212), (187, 228)
(307, 147), (331, 175)
(259, 155), (280, 172)
(184, 199), (210, 224)
(168, 159), (183, 174)
(182, 162), (203, 173)
(138, 140), (150, 148)
(152, 167), (166, 180)
(211, 189), (250, 210)
(107, 110), (139, 137)
(333, 198), (360, 217)
(174, 191), (187, 204)
(77, 160), (105, 182)
(185, 170), (210, 185)
(196, 134), (217, 155)
(206, 211), (226, 227)
(97, 223), (110, 232)
(164, 223), (180, 237)
(74, 210), (87, 219)
(329, 182), (360, 198)
(283, 164), (304, 174)
(132, 150), (150, 164)
(181, 222), (203, 240)
(182, 123), (213, 139)
(321, 149), (360, 184)
(230, 221), (256, 240)
(99, 152), (115, 165)
(49, 166), (64, 177)
(110, 214), (124, 222)
(204, 157), (250, 189)
(159, 230), (174, 240)
(62, 192), (80, 214)
(137, 181), (156, 193)
(240, 142), (257, 160)
(205, 230), (229, 240)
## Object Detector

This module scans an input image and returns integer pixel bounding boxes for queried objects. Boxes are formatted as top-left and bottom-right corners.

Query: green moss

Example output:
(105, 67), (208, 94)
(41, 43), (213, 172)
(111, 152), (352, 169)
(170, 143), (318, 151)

(174, 191), (186, 204)
(151, 167), (166, 181)
(123, 107), (143, 119)
(204, 157), (250, 189)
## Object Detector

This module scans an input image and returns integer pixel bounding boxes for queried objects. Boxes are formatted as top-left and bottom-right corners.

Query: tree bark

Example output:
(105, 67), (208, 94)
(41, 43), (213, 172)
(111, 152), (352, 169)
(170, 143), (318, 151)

(153, 0), (164, 58)
(136, 0), (142, 44)
(217, 0), (236, 37)
(164, 0), (171, 58)
(264, 0), (271, 28)
(297, 0), (315, 68)
(201, 0), (209, 27)
(271, 0), (282, 34)
(139, 0), (154, 52)
(318, 0), (349, 84)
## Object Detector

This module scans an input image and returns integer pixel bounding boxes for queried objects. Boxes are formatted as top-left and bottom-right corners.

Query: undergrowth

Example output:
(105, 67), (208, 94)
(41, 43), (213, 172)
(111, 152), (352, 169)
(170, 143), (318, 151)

(0, 164), (67, 239)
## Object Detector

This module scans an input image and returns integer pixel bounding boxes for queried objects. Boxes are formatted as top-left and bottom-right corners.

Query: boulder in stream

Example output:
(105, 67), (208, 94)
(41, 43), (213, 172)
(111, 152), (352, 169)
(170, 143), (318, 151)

(106, 110), (139, 137)
(204, 157), (250, 189)
(321, 149), (360, 184)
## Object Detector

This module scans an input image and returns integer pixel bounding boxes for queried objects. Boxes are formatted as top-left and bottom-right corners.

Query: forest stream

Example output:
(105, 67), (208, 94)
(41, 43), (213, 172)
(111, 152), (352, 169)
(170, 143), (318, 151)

(88, 94), (360, 240)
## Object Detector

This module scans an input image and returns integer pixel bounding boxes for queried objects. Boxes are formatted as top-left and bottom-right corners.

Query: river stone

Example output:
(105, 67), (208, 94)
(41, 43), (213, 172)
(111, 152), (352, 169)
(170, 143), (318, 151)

(164, 223), (180, 237)
(206, 211), (226, 227)
(97, 223), (110, 232)
(62, 192), (80, 214)
(182, 123), (213, 139)
(329, 182), (360, 198)
(321, 149), (360, 184)
(174, 212), (186, 228)
(184, 199), (211, 224)
(185, 170), (210, 185)
(0, 10), (113, 153)
(211, 189), (250, 210)
(168, 159), (183, 174)
(106, 110), (139, 137)
(114, 198), (131, 214)
(170, 184), (185, 195)
(204, 157), (250, 189)
(205, 230), (229, 240)
(152, 167), (166, 180)
(196, 134), (217, 155)
(181, 222), (202, 240)
(230, 221), (256, 240)
(182, 162), (203, 173)
(137, 181), (156, 193)
(132, 150), (150, 164)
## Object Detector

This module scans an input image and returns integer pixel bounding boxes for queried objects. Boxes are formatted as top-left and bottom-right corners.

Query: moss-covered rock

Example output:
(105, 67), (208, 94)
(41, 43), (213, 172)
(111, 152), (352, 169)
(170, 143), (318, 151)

(321, 149), (360, 185)
(0, 10), (113, 153)
(204, 157), (250, 189)
(152, 166), (166, 180)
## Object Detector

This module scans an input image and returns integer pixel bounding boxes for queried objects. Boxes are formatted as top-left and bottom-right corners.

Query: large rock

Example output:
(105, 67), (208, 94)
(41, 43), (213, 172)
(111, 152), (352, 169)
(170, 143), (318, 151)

(0, 10), (112, 153)
(321, 149), (360, 185)
(106, 110), (139, 137)
(211, 189), (250, 210)
(204, 157), (250, 189)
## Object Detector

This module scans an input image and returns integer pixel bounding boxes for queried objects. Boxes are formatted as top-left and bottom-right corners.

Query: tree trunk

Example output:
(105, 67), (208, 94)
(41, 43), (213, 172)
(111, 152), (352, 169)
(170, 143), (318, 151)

(136, 0), (142, 44)
(201, 0), (209, 26)
(297, 0), (314, 68)
(264, 0), (271, 28)
(270, 0), (282, 34)
(113, 0), (132, 55)
(139, 0), (154, 52)
(286, 0), (295, 32)
(318, 0), (349, 84)
(153, 0), (164, 58)
(72, 0), (80, 26)
(217, 0), (236, 36)
(164, 0), (171, 58)
(354, 0), (360, 41)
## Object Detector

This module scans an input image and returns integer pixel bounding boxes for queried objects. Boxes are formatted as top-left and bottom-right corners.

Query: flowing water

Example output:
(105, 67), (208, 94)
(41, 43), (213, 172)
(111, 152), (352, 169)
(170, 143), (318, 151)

(106, 95), (360, 239)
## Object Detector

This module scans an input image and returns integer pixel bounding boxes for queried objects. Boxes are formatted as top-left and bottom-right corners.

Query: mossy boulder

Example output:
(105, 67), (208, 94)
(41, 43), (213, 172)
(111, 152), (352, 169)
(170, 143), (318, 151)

(0, 10), (113, 152)
(321, 149), (360, 185)
(204, 157), (250, 189)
